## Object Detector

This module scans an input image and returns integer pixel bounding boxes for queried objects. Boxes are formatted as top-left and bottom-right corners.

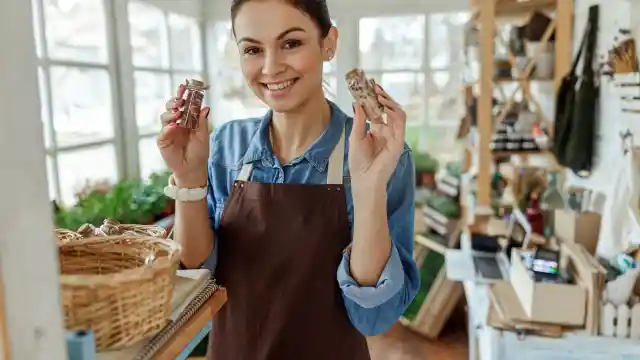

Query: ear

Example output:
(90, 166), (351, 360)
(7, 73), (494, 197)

(322, 26), (338, 61)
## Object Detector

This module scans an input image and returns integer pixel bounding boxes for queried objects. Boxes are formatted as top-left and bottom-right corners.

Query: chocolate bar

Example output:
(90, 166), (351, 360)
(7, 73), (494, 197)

(345, 68), (386, 124)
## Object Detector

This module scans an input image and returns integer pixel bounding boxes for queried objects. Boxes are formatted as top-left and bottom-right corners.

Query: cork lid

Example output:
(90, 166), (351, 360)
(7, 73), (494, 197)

(185, 79), (209, 90)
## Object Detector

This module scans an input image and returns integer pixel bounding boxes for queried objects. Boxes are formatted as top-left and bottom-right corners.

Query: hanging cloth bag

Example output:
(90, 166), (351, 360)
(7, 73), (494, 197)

(552, 5), (600, 176)
(596, 149), (640, 260)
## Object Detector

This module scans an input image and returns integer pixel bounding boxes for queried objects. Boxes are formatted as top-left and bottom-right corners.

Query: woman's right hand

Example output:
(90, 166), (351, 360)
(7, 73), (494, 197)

(157, 84), (211, 188)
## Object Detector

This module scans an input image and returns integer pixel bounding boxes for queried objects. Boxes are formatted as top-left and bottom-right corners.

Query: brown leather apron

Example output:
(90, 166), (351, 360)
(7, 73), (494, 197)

(208, 126), (370, 360)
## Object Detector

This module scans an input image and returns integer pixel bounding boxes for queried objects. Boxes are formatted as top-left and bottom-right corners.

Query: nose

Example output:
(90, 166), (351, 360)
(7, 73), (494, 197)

(262, 49), (285, 77)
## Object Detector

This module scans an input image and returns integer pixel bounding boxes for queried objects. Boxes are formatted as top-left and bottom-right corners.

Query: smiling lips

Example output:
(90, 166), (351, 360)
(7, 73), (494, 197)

(263, 79), (298, 92)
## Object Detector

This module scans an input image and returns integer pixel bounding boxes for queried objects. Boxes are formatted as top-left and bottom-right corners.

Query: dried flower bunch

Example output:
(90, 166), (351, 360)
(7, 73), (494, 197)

(601, 29), (639, 76)
(345, 68), (386, 124)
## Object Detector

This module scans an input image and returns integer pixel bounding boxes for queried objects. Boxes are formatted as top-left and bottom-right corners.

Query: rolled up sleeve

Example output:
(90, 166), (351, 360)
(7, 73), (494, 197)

(337, 244), (404, 308)
(337, 148), (421, 336)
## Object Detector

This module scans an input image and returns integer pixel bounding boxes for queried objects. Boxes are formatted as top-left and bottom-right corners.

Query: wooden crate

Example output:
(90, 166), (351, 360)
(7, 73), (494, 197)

(401, 225), (463, 339)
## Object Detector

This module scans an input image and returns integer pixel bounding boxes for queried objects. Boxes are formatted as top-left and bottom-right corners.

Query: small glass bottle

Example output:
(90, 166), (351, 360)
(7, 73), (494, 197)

(177, 79), (209, 129)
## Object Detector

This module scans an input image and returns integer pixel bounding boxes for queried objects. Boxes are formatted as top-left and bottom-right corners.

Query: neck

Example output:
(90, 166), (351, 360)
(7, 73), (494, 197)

(270, 91), (331, 164)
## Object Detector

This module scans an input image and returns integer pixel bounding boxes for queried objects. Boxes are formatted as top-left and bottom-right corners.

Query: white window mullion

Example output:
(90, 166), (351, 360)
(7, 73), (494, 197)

(334, 14), (358, 114)
(165, 10), (174, 74)
(112, 0), (140, 179)
(199, 19), (211, 114)
(420, 11), (432, 152)
(38, 59), (109, 70)
(34, 0), (62, 200)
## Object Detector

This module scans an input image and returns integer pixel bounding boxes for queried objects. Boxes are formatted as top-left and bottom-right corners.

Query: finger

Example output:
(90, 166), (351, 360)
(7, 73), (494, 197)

(377, 96), (400, 112)
(388, 111), (406, 141)
(176, 83), (185, 98)
(157, 122), (179, 148)
(350, 101), (367, 142)
(165, 97), (184, 111)
(374, 84), (392, 100)
(194, 106), (211, 142)
(160, 110), (180, 127)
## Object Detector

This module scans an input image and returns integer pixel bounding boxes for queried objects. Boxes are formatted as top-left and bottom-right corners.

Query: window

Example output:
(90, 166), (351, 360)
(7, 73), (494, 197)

(33, 0), (118, 205)
(359, 16), (426, 126)
(358, 13), (470, 160)
(32, 0), (206, 205)
(128, 1), (205, 181)
(31, 1), (470, 204)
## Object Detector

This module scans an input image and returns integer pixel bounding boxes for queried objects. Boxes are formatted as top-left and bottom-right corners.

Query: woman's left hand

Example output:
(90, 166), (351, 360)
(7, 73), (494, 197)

(348, 84), (406, 194)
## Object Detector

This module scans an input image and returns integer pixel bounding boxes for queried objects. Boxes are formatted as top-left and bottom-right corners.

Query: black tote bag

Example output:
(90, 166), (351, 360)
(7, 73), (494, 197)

(552, 5), (600, 176)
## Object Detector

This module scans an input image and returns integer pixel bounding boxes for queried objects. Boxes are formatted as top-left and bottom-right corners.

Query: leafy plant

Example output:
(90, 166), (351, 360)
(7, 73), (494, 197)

(414, 152), (439, 173)
(54, 171), (173, 230)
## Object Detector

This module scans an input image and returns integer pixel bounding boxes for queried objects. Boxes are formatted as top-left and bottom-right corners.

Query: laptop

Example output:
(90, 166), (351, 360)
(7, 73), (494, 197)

(445, 209), (532, 283)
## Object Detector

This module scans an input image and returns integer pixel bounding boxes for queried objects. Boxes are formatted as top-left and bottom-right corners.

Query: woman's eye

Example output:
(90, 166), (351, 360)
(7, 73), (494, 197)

(282, 39), (302, 50)
(243, 47), (261, 55)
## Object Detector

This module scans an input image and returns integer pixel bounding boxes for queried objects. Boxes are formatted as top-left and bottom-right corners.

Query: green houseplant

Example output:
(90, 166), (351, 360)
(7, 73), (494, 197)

(54, 171), (173, 230)
(414, 152), (439, 188)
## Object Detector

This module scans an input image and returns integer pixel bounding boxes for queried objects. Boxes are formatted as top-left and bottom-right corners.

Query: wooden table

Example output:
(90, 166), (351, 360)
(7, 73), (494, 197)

(99, 288), (227, 360)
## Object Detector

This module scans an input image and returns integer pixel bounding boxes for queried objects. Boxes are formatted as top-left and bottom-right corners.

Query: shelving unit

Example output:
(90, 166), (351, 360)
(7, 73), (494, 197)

(404, 171), (464, 338)
(466, 0), (573, 229)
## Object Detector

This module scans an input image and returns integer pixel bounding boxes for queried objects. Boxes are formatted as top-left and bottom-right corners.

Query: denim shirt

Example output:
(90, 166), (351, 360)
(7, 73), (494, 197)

(203, 101), (420, 336)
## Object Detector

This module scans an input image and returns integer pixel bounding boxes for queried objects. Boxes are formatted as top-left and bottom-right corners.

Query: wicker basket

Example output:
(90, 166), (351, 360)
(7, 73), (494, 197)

(59, 235), (181, 350)
(77, 219), (167, 238)
(55, 229), (83, 245)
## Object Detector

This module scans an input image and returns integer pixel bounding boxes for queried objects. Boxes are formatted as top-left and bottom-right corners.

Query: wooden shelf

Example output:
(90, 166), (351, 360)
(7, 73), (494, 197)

(415, 234), (448, 255)
(472, 0), (557, 21)
(464, 0), (573, 219)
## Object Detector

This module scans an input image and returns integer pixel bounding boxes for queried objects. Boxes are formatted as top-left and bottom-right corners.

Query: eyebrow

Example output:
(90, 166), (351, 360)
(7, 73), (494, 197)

(237, 27), (307, 44)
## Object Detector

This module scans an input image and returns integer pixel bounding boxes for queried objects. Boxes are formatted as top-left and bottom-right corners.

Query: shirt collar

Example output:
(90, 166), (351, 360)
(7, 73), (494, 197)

(242, 100), (348, 172)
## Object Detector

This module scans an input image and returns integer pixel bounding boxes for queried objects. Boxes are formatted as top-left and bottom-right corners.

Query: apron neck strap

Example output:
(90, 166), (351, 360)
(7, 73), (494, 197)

(236, 125), (346, 184)
(326, 125), (345, 185)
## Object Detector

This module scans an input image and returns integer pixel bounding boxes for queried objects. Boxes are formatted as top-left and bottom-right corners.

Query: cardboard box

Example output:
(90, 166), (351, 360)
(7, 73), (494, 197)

(509, 249), (587, 326)
(554, 209), (601, 255)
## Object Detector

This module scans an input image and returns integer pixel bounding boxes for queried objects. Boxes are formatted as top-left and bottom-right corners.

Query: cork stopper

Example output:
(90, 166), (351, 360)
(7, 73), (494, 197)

(185, 79), (209, 90)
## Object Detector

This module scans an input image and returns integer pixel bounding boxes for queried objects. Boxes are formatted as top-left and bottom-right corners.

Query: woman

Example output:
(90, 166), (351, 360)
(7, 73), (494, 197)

(158, 0), (420, 358)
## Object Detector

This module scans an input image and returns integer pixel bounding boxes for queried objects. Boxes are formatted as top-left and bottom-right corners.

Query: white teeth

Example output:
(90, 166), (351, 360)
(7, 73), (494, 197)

(265, 80), (294, 91)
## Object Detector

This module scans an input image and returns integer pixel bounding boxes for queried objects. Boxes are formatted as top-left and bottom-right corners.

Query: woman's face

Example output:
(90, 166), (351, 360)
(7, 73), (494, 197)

(233, 0), (336, 113)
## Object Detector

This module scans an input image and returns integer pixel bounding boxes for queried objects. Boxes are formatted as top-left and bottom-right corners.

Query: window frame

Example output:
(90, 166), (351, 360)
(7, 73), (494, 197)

(33, 0), (124, 204)
(33, 0), (208, 204)
(125, 1), (207, 180)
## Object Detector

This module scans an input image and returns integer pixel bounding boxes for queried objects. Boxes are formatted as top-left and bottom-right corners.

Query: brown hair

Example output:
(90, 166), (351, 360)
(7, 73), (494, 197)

(230, 0), (333, 38)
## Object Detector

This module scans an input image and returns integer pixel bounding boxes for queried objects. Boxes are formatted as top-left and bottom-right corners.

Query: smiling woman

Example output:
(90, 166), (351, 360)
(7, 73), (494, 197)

(157, 0), (420, 359)
(230, 0), (336, 115)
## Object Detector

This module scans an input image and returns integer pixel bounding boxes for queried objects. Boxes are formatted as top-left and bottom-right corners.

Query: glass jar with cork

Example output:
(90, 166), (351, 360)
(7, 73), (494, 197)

(177, 79), (209, 130)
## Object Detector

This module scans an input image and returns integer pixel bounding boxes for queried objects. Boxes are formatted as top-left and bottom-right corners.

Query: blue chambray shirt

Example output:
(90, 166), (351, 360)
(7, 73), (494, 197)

(202, 100), (420, 336)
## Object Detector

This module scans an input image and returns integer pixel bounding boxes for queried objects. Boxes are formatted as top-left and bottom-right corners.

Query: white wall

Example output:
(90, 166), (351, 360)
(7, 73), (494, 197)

(0, 0), (67, 359)
(564, 0), (636, 192)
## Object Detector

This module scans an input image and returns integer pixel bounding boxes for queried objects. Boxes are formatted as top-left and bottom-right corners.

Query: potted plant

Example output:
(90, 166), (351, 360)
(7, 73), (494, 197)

(414, 152), (439, 188)
(54, 170), (174, 231)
